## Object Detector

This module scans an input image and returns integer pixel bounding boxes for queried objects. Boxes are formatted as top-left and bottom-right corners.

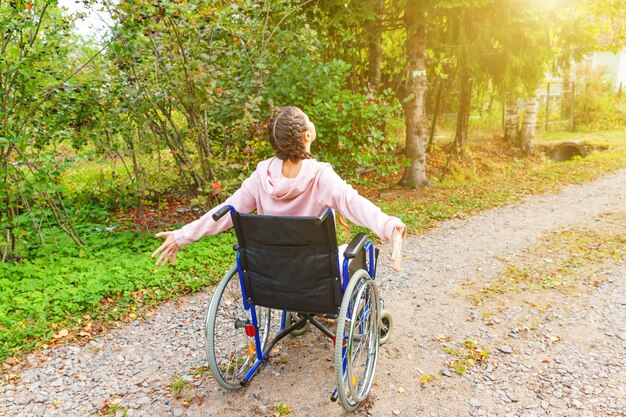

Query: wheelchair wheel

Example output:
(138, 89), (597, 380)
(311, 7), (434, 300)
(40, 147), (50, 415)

(284, 312), (311, 336)
(379, 309), (393, 345)
(205, 266), (271, 390)
(334, 270), (380, 411)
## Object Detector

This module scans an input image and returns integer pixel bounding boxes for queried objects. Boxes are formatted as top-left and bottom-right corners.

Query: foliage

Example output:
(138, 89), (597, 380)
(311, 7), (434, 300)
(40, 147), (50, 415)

(584, 0), (626, 52)
(60, 152), (180, 212)
(573, 67), (626, 131)
(100, 0), (397, 203)
(0, 0), (97, 259)
(0, 218), (235, 362)
(274, 402), (292, 417)
(479, 0), (552, 95)
(305, 0), (382, 90)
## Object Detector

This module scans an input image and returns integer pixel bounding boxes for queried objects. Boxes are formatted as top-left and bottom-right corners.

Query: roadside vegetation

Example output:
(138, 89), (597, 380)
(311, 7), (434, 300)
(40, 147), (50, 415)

(2, 127), (625, 365)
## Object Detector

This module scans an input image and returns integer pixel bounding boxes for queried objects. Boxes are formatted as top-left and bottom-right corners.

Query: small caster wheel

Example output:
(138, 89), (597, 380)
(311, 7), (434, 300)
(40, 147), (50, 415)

(379, 309), (393, 345)
(285, 312), (310, 336)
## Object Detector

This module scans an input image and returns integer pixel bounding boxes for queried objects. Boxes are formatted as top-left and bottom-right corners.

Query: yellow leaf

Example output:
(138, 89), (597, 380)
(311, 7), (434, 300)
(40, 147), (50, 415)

(55, 329), (69, 338)
(398, 386), (405, 393)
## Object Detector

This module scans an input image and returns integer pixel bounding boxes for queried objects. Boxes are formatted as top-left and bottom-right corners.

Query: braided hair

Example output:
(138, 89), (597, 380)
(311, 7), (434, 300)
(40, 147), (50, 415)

(268, 106), (313, 162)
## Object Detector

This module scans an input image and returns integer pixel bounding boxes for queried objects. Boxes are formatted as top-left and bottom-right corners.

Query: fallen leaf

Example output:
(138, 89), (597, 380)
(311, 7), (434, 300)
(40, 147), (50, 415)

(55, 329), (69, 338)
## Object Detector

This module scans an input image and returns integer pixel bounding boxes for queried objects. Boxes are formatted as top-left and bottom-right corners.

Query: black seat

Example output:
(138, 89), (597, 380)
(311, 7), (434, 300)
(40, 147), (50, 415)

(230, 211), (342, 314)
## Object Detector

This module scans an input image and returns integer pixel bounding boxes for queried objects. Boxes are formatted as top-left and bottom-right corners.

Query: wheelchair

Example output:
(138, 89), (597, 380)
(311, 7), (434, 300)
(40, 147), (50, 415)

(204, 206), (394, 411)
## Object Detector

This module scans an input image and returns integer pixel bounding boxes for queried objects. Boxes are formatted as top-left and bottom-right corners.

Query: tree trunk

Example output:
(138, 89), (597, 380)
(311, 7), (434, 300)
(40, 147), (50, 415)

(399, 2), (428, 188)
(504, 93), (519, 143)
(520, 95), (539, 156)
(427, 77), (445, 152)
(367, 0), (384, 87)
(454, 68), (472, 157)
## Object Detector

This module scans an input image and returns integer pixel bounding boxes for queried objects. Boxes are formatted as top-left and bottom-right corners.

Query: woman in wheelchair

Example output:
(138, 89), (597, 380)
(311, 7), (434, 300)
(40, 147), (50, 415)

(152, 106), (406, 411)
(152, 105), (405, 268)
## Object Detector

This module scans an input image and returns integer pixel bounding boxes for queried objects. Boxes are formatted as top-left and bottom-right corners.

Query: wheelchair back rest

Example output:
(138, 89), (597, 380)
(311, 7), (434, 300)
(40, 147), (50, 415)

(231, 211), (342, 315)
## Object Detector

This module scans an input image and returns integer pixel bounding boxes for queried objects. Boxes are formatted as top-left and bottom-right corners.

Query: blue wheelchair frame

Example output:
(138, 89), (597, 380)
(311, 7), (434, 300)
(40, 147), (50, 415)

(212, 205), (377, 401)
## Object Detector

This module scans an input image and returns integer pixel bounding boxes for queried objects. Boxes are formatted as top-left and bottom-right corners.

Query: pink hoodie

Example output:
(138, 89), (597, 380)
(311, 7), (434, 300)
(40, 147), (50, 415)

(173, 157), (404, 246)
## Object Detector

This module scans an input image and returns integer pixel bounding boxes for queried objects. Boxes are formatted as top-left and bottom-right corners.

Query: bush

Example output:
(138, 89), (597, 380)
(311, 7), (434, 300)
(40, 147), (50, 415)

(574, 66), (626, 131)
(266, 55), (401, 183)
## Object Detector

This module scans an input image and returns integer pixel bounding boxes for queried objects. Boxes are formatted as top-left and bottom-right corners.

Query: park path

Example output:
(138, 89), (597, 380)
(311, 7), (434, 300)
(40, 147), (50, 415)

(1, 169), (625, 417)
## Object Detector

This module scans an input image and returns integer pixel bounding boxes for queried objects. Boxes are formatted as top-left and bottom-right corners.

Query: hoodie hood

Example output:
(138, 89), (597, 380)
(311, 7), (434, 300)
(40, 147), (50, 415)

(260, 157), (318, 200)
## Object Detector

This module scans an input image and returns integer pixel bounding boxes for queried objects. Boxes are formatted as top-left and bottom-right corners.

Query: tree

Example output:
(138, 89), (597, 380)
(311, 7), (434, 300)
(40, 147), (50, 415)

(398, 0), (428, 187)
(483, 0), (552, 154)
(367, 0), (385, 86)
(429, 0), (492, 157)
(0, 0), (91, 260)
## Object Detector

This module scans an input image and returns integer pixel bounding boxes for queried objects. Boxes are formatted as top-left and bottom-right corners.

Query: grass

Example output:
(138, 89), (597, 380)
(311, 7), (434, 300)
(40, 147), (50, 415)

(168, 375), (193, 399)
(274, 402), (292, 416)
(1, 127), (625, 366)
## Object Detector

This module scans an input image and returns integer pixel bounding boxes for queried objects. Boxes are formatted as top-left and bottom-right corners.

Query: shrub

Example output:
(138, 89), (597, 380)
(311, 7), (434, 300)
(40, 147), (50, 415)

(574, 66), (626, 131)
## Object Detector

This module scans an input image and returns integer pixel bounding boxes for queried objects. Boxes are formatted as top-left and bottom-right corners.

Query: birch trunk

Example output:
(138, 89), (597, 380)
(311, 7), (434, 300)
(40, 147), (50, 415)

(505, 93), (520, 143)
(399, 2), (428, 188)
(520, 95), (539, 156)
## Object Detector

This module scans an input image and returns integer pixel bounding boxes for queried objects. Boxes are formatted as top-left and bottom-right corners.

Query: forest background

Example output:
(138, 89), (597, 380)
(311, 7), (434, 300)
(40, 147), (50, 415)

(1, 0), (625, 365)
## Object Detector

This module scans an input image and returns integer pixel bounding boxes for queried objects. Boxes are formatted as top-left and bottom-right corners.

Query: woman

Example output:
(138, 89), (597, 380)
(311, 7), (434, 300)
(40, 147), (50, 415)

(152, 106), (406, 271)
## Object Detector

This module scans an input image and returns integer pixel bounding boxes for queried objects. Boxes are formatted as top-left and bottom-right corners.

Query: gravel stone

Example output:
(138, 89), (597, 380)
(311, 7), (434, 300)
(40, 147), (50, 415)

(470, 399), (482, 407)
(498, 345), (513, 354)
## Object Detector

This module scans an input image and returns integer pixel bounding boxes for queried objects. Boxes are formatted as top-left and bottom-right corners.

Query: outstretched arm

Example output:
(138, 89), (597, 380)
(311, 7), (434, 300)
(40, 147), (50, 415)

(152, 171), (259, 266)
(318, 165), (406, 271)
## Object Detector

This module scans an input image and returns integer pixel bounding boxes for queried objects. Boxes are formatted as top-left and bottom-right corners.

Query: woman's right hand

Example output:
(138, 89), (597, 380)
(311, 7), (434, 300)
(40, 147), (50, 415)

(152, 231), (180, 266)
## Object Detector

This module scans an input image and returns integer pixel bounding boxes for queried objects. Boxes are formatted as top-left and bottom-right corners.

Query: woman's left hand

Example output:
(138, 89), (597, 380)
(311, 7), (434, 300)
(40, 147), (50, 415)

(390, 223), (406, 272)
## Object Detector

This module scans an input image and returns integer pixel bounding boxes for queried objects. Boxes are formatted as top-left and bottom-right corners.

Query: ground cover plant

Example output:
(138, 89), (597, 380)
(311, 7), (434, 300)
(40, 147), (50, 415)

(1, 128), (625, 366)
(0, 220), (235, 364)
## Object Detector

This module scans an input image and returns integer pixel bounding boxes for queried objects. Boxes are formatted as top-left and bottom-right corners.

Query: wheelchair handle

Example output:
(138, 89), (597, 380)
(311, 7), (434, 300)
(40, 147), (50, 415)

(314, 208), (332, 225)
(344, 232), (369, 259)
(212, 205), (232, 222)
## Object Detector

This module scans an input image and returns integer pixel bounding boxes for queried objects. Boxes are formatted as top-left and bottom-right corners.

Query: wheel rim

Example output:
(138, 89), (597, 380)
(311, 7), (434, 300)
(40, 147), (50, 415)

(206, 266), (271, 389)
(334, 270), (380, 411)
(346, 279), (379, 402)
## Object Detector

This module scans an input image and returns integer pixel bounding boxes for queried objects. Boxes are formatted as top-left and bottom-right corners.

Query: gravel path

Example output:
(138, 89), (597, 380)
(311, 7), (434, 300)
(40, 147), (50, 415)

(1, 169), (625, 417)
